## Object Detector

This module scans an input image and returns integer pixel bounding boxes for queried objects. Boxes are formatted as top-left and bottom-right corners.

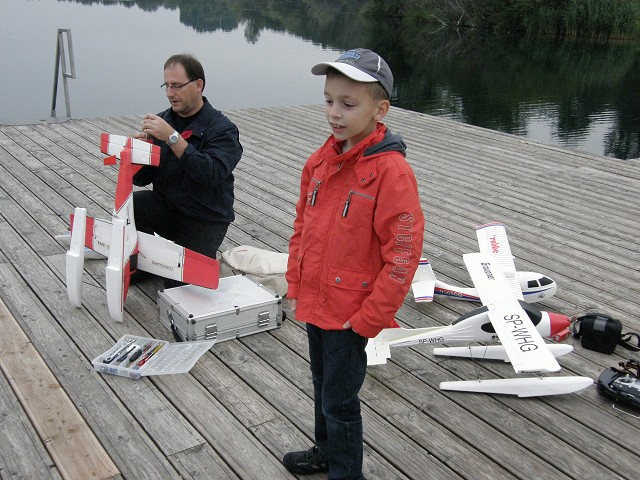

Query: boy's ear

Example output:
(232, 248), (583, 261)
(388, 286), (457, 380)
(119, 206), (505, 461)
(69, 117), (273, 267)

(374, 99), (391, 121)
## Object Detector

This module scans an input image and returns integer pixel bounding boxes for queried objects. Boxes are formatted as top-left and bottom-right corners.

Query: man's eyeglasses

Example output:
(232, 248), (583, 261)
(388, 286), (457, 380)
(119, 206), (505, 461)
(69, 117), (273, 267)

(160, 79), (197, 91)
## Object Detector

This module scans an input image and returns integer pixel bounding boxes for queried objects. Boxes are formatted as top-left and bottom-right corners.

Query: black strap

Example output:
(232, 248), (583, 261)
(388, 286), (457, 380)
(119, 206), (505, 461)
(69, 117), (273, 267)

(170, 318), (184, 342)
(619, 332), (640, 351)
(617, 359), (640, 376)
(570, 318), (582, 338)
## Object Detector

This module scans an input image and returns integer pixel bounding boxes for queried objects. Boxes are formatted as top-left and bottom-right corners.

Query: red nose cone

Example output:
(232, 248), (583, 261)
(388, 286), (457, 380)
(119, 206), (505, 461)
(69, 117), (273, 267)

(548, 312), (571, 341)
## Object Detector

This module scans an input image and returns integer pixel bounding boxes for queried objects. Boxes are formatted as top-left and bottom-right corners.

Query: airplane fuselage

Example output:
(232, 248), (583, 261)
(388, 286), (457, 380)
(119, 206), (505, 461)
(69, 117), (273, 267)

(375, 301), (570, 350)
(433, 271), (557, 303)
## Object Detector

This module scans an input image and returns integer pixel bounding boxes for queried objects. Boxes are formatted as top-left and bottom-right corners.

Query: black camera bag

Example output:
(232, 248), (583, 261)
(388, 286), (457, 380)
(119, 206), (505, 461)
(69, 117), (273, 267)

(571, 313), (639, 354)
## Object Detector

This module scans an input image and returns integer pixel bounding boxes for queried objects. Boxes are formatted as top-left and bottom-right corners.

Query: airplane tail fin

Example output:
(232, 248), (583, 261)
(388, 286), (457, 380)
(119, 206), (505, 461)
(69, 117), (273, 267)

(366, 324), (451, 365)
(412, 258), (436, 302)
(366, 338), (391, 366)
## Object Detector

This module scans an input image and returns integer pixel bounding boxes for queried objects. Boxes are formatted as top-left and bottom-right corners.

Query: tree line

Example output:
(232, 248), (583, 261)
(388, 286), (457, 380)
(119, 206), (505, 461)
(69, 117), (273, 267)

(365, 0), (640, 39)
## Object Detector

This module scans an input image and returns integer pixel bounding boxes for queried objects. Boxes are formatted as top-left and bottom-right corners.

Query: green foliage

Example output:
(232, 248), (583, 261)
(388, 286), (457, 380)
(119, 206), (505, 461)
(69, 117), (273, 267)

(412, 0), (640, 39)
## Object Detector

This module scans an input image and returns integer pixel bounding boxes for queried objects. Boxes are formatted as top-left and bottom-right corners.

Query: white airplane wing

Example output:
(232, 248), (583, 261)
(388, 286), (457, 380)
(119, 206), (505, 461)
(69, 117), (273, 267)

(137, 232), (220, 289)
(463, 252), (560, 373)
(100, 133), (160, 166)
(476, 222), (522, 300)
(84, 216), (112, 257)
(411, 258), (436, 302)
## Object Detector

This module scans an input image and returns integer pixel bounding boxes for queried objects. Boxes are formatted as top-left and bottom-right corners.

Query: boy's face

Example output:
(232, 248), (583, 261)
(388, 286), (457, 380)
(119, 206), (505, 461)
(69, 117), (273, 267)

(323, 73), (390, 152)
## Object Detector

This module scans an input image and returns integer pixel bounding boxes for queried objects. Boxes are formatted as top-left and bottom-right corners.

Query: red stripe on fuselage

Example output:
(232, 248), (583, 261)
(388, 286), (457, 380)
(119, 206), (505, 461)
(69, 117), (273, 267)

(114, 147), (133, 215)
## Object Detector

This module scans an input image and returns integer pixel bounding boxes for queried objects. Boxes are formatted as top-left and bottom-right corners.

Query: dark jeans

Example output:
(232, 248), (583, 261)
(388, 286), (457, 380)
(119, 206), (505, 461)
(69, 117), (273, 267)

(307, 323), (368, 480)
(133, 190), (229, 288)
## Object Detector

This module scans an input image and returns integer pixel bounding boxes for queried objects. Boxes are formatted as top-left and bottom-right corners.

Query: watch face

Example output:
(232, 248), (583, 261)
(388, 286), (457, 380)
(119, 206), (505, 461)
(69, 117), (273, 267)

(169, 131), (179, 145)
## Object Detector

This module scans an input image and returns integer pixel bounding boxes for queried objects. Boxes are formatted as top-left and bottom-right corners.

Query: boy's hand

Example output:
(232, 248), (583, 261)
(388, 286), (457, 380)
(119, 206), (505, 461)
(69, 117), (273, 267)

(343, 321), (363, 336)
(288, 298), (297, 312)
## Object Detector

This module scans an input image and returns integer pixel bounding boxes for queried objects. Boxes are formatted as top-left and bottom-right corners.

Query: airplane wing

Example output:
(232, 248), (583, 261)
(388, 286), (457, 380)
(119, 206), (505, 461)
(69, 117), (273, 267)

(463, 252), (560, 373)
(100, 133), (161, 166)
(476, 222), (522, 299)
(69, 213), (112, 258)
(137, 232), (220, 289)
(85, 217), (113, 257)
(411, 258), (436, 302)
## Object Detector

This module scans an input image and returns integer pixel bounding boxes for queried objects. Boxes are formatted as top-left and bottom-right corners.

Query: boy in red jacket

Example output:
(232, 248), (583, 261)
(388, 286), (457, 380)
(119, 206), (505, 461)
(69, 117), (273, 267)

(284, 49), (424, 479)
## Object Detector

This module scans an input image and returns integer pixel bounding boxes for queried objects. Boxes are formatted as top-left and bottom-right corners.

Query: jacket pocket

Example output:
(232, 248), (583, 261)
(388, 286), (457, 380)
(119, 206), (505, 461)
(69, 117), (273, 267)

(340, 190), (375, 227)
(324, 264), (376, 321)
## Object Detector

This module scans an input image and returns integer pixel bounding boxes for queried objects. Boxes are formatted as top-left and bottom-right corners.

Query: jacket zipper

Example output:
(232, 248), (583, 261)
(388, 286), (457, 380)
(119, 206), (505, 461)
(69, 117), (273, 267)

(342, 190), (375, 218)
(309, 178), (322, 206)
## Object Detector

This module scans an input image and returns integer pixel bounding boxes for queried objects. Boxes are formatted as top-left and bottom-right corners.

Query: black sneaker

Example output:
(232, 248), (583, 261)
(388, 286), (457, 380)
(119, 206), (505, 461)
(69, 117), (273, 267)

(282, 445), (328, 474)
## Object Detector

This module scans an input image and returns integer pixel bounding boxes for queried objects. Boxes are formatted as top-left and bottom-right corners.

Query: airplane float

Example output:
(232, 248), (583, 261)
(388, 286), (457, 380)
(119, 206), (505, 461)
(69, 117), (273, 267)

(65, 134), (220, 322)
(367, 223), (593, 397)
(411, 222), (557, 304)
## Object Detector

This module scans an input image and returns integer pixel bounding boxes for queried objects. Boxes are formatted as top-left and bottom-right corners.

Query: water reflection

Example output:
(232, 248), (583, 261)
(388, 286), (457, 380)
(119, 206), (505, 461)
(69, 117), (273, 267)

(6, 0), (640, 159)
(381, 29), (640, 159)
(174, 0), (640, 159)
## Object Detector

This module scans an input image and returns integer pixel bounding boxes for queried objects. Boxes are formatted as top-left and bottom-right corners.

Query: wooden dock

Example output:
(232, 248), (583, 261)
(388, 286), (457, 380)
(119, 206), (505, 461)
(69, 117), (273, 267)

(1, 105), (638, 479)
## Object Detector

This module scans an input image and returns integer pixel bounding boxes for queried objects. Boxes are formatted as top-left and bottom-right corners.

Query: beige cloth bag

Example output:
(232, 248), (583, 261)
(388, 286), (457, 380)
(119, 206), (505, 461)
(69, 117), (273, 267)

(220, 245), (289, 297)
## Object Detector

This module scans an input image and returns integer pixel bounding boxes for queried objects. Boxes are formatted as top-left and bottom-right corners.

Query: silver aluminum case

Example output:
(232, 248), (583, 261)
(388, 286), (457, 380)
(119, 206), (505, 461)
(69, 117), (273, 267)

(157, 274), (283, 342)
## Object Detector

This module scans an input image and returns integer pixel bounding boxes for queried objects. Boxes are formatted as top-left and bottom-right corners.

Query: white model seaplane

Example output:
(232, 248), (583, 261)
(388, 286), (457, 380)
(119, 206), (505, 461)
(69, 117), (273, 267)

(411, 222), (557, 304)
(367, 224), (593, 397)
(66, 134), (220, 322)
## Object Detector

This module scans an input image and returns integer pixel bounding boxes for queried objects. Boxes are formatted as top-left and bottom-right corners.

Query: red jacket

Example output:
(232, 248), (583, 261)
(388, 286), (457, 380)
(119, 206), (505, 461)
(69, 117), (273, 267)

(286, 123), (424, 338)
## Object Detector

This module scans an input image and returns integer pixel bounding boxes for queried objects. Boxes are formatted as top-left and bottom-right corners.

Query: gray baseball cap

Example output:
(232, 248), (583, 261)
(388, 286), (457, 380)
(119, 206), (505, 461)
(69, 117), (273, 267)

(311, 48), (393, 99)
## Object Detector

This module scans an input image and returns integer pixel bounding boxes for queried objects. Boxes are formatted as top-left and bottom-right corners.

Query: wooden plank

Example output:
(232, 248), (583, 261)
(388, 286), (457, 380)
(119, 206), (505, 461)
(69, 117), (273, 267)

(375, 338), (637, 480)
(0, 236), (193, 478)
(228, 107), (640, 324)
(0, 364), (63, 480)
(2, 107), (640, 480)
(239, 322), (510, 480)
(0, 297), (120, 480)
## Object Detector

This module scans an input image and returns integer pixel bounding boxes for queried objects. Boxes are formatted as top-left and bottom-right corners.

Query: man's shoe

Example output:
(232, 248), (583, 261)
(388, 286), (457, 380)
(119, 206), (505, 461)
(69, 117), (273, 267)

(282, 445), (328, 474)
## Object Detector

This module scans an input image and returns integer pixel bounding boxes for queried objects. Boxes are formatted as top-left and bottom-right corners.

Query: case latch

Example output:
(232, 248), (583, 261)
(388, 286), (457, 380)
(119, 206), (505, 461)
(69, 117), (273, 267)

(204, 323), (218, 340)
(258, 311), (270, 328)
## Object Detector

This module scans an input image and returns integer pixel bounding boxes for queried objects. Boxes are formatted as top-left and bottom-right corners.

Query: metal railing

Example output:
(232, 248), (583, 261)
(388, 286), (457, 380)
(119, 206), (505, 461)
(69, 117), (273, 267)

(51, 29), (76, 118)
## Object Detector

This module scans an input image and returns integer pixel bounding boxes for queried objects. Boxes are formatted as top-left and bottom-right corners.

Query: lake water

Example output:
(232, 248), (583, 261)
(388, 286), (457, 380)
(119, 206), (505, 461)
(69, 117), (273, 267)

(3, 0), (639, 160)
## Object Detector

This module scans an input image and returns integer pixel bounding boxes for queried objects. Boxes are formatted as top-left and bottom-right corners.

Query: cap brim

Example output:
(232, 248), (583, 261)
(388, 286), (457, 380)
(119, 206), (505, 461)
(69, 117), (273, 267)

(311, 62), (378, 83)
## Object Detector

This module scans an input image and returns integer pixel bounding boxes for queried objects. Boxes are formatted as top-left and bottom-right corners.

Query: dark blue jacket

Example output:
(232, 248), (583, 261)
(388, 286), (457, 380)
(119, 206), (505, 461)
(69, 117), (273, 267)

(133, 98), (243, 223)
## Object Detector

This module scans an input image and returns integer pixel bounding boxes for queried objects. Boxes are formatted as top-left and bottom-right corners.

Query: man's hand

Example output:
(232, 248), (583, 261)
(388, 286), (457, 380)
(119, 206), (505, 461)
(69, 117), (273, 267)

(133, 132), (149, 141)
(141, 113), (172, 142)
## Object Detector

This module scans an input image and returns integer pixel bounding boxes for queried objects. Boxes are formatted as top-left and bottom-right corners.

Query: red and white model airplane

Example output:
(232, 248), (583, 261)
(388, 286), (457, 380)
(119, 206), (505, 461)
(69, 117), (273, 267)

(367, 223), (592, 397)
(66, 134), (220, 322)
(411, 222), (557, 304)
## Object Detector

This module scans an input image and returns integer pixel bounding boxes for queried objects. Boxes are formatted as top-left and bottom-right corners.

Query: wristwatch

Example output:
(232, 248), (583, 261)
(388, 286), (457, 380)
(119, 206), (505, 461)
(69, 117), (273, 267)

(167, 130), (180, 145)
